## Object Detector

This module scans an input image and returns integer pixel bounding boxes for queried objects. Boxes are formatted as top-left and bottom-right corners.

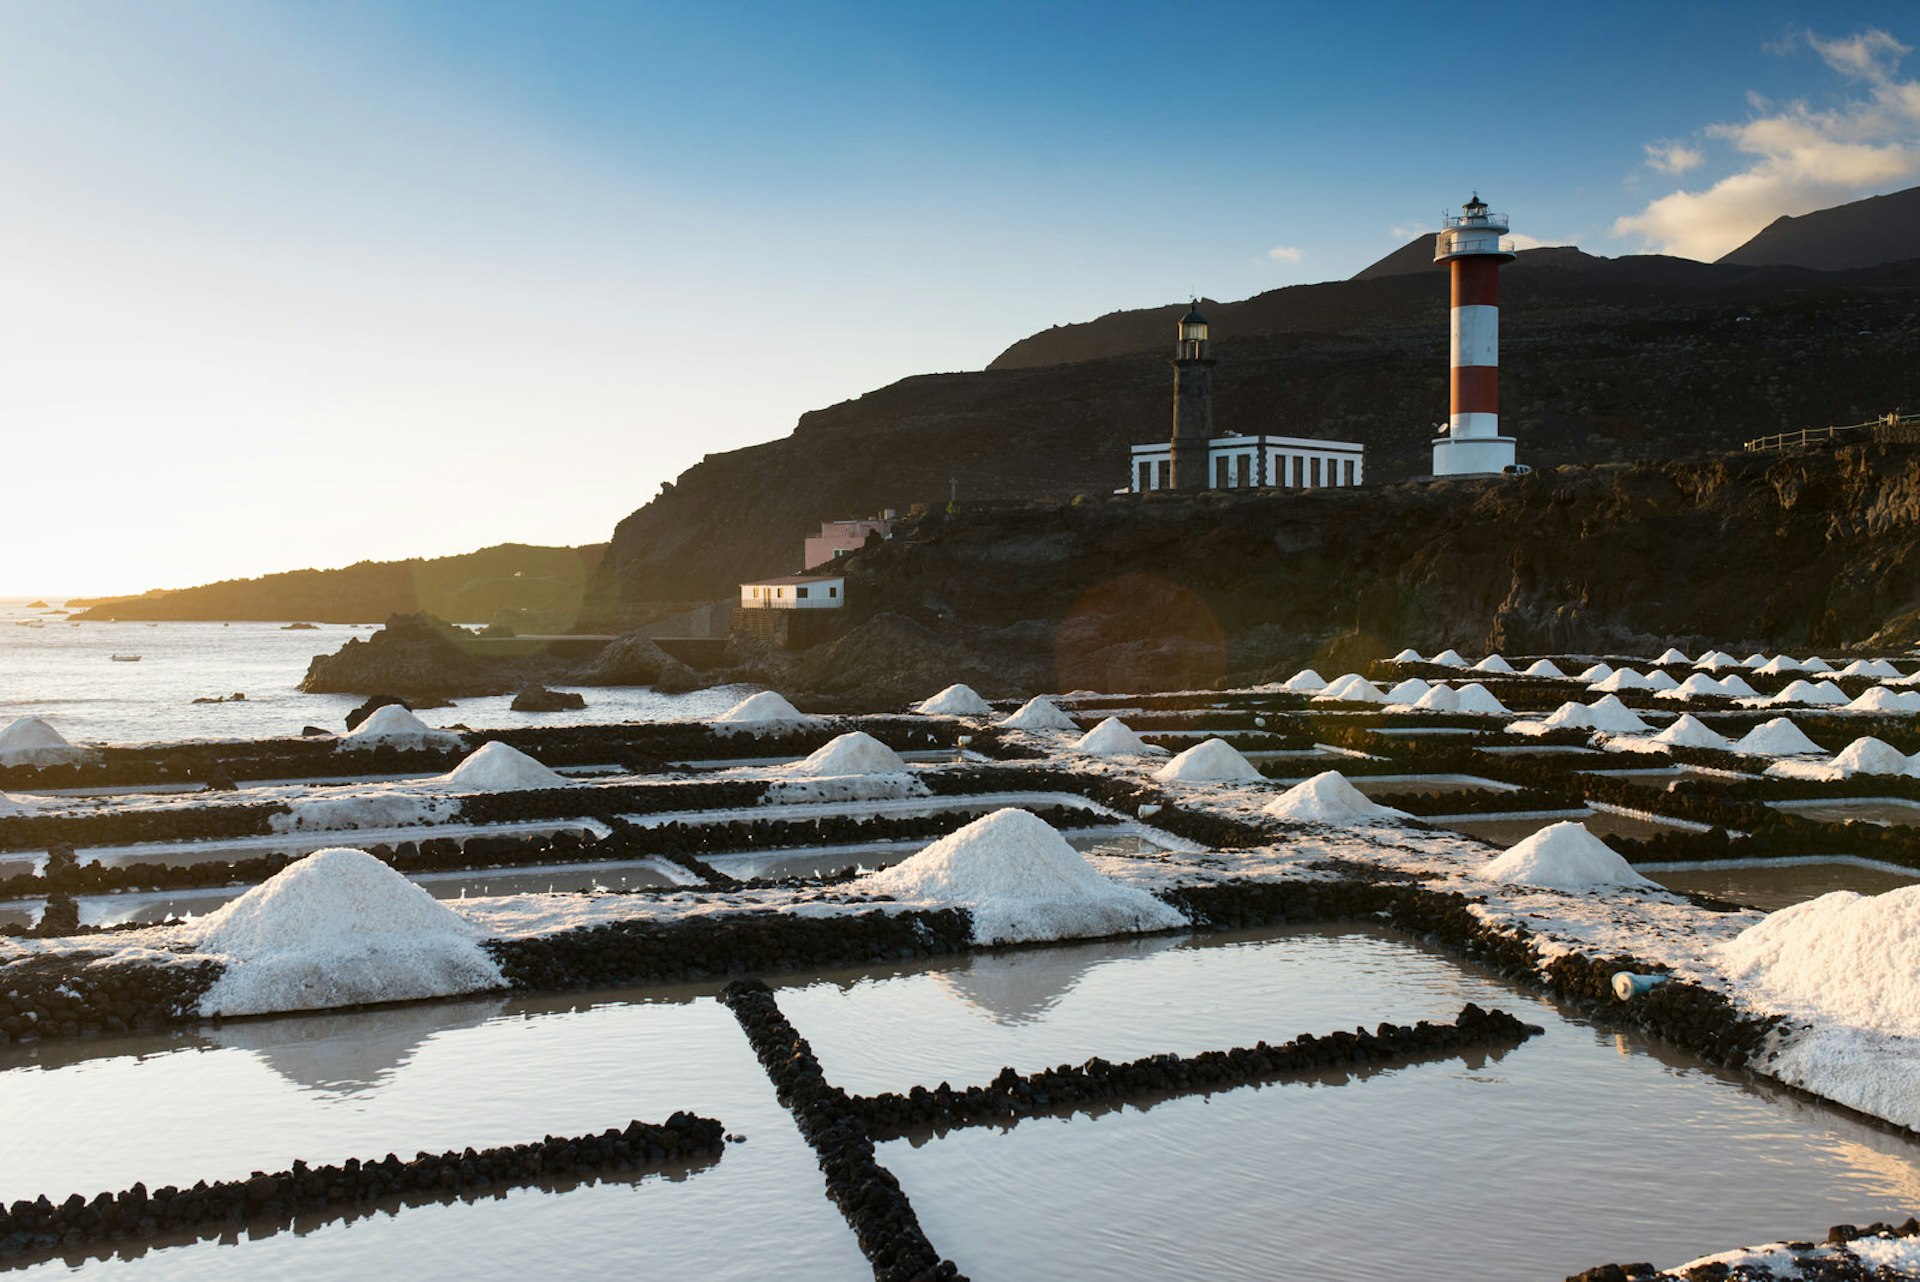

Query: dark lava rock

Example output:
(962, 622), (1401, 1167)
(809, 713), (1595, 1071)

(510, 684), (586, 712)
(572, 631), (694, 688)
(303, 613), (551, 699)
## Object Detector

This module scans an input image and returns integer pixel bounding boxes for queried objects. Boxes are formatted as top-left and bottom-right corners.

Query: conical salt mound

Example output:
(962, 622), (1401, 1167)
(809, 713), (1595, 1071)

(1830, 736), (1910, 776)
(1315, 675), (1387, 704)
(1801, 656), (1835, 673)
(192, 848), (503, 1017)
(786, 731), (910, 777)
(915, 683), (993, 716)
(715, 690), (811, 724)
(1072, 717), (1162, 757)
(341, 705), (461, 750)
(1472, 654), (1515, 674)
(1390, 648), (1423, 663)
(1577, 663), (1615, 683)
(1412, 684), (1459, 711)
(1734, 717), (1823, 757)
(1645, 671), (1681, 691)
(1262, 772), (1407, 824)
(1591, 670), (1653, 692)
(1429, 649), (1468, 667)
(1756, 656), (1803, 675)
(1453, 683), (1512, 716)
(1652, 714), (1732, 750)
(1383, 678), (1431, 704)
(1153, 738), (1262, 783)
(0, 716), (86, 767)
(1654, 648), (1691, 665)
(431, 742), (574, 791)
(1845, 687), (1906, 713)
(1586, 696), (1651, 734)
(1523, 659), (1566, 679)
(1478, 822), (1659, 892)
(1282, 669), (1327, 692)
(860, 808), (1188, 945)
(1000, 696), (1078, 732)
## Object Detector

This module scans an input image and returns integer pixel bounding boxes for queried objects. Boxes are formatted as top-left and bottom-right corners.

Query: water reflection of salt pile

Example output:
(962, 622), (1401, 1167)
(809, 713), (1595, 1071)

(208, 996), (504, 1097)
(927, 935), (1183, 1026)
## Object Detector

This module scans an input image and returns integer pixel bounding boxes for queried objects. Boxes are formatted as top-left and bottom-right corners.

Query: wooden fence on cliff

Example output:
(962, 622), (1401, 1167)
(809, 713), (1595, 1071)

(1744, 411), (1920, 453)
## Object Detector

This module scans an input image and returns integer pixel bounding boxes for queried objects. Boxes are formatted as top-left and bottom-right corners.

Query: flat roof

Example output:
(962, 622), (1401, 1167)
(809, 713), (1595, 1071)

(741, 574), (845, 586)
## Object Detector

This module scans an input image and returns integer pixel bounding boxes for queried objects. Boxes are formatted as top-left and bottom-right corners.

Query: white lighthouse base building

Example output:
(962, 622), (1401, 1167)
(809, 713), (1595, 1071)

(1431, 422), (1516, 476)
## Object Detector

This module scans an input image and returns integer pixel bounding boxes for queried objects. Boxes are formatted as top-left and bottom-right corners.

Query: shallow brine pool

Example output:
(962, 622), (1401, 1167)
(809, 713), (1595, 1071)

(4, 924), (1917, 1280)
(1647, 857), (1920, 910)
(1768, 797), (1920, 827)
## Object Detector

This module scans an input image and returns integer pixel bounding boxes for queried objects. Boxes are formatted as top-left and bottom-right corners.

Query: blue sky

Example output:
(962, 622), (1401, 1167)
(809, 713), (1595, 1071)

(4, 1), (1917, 594)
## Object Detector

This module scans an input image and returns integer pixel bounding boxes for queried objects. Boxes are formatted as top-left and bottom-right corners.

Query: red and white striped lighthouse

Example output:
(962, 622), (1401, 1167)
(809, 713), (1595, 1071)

(1431, 194), (1517, 476)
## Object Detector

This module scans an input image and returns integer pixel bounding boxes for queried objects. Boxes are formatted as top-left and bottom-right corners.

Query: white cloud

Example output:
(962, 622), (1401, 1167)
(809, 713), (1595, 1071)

(1644, 140), (1705, 174)
(1266, 244), (1304, 263)
(1508, 232), (1572, 251)
(1614, 27), (1920, 260)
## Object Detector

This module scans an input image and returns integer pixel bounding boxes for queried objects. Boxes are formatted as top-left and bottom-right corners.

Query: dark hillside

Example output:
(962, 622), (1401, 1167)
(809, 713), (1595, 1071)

(1719, 185), (1920, 272)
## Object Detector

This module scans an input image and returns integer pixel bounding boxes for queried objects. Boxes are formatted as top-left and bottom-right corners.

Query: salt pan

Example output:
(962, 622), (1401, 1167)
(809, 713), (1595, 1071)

(860, 808), (1187, 945)
(1477, 821), (1659, 892)
(1263, 772), (1408, 824)
(915, 684), (993, 716)
(999, 696), (1078, 731)
(192, 848), (503, 1017)
(1153, 738), (1263, 783)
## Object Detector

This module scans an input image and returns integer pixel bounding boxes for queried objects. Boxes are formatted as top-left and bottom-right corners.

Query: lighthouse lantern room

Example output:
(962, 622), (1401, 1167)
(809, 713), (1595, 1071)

(1431, 195), (1518, 477)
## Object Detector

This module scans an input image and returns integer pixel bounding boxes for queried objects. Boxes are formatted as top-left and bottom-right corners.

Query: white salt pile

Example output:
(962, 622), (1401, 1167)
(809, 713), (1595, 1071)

(1452, 683), (1511, 716)
(785, 731), (911, 777)
(1844, 687), (1910, 713)
(1769, 678), (1845, 707)
(714, 690), (813, 728)
(0, 717), (86, 767)
(1586, 696), (1653, 735)
(1282, 668), (1328, 692)
(1801, 656), (1835, 673)
(1389, 648), (1423, 663)
(1428, 649), (1468, 667)
(1653, 714), (1733, 750)
(192, 848), (503, 1017)
(1472, 654), (1515, 674)
(1645, 670), (1681, 691)
(1692, 650), (1739, 670)
(1657, 674), (1727, 701)
(1590, 669), (1653, 692)
(915, 684), (993, 716)
(1717, 674), (1759, 698)
(1755, 655), (1803, 675)
(1830, 736), (1912, 776)
(1522, 658), (1566, 679)
(1153, 738), (1263, 784)
(341, 705), (462, 750)
(860, 808), (1187, 945)
(1072, 717), (1165, 757)
(1263, 771), (1408, 824)
(1000, 696), (1079, 732)
(1654, 647), (1691, 665)
(1734, 717), (1825, 757)
(1412, 683), (1459, 711)
(430, 742), (575, 791)
(1382, 677), (1432, 704)
(1477, 821), (1659, 892)
(1837, 659), (1878, 679)
(1314, 675), (1387, 704)
(1738, 653), (1768, 668)
(1509, 702), (1598, 736)
(1576, 663), (1614, 683)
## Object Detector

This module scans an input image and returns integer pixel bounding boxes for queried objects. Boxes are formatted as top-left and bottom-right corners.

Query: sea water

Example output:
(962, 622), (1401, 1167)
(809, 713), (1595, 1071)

(0, 599), (750, 745)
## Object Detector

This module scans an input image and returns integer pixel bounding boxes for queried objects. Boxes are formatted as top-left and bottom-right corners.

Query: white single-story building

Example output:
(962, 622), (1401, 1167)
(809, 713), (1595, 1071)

(739, 574), (845, 610)
(1128, 434), (1365, 493)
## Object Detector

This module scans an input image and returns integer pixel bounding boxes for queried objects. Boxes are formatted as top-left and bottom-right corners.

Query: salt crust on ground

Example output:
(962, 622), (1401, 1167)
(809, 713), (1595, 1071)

(1734, 717), (1824, 756)
(270, 792), (460, 833)
(999, 696), (1078, 732)
(430, 742), (575, 791)
(1072, 717), (1166, 757)
(713, 690), (812, 730)
(339, 705), (461, 750)
(0, 792), (36, 817)
(1153, 738), (1263, 783)
(915, 684), (993, 716)
(1674, 1235), (1920, 1280)
(0, 716), (86, 767)
(1263, 772), (1408, 825)
(191, 848), (503, 1017)
(783, 731), (910, 776)
(1478, 821), (1660, 892)
(859, 808), (1187, 945)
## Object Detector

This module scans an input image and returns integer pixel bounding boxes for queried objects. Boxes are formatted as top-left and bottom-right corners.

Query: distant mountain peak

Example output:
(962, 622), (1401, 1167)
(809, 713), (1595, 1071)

(1717, 185), (1920, 272)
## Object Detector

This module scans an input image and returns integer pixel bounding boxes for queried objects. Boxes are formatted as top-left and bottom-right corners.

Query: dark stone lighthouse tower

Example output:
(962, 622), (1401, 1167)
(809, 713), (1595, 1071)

(1168, 301), (1215, 491)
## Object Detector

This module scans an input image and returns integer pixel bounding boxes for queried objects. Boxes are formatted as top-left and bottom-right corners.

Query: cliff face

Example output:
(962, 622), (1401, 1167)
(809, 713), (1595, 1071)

(586, 256), (1920, 626)
(811, 446), (1920, 695)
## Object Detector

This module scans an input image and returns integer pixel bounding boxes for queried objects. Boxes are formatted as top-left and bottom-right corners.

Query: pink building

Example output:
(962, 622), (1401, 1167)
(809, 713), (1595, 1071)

(803, 511), (895, 570)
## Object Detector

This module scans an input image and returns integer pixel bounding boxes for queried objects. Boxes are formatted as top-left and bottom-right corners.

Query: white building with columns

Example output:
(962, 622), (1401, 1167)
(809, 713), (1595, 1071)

(1128, 433), (1364, 493)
